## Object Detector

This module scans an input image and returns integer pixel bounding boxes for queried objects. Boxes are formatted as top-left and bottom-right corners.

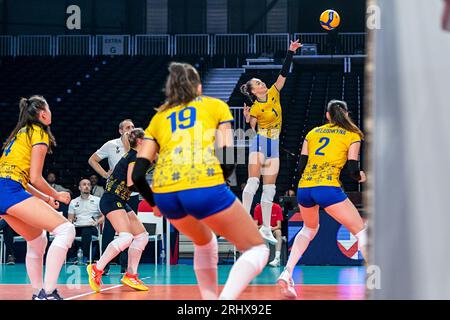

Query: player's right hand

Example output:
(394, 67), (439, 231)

(105, 169), (113, 179)
(56, 191), (71, 205)
(289, 40), (303, 52)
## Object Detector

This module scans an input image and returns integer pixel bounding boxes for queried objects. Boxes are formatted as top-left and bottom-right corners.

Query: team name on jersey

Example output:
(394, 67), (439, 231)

(314, 128), (346, 135)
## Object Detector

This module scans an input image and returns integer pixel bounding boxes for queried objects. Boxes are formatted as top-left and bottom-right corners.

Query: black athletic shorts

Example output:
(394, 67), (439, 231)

(100, 192), (133, 215)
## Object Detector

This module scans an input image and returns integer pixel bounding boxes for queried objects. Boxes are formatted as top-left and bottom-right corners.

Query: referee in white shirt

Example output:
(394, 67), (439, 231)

(68, 179), (104, 263)
(88, 119), (139, 273)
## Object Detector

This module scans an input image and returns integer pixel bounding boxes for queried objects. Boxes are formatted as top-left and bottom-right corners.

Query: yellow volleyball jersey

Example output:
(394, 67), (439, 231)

(249, 85), (282, 139)
(299, 123), (361, 188)
(144, 96), (234, 193)
(0, 124), (50, 188)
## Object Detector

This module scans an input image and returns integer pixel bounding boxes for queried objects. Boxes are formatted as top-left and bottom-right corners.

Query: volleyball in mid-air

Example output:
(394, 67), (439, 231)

(320, 9), (341, 31)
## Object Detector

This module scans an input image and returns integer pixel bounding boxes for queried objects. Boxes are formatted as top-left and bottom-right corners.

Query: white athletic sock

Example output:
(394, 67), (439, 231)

(219, 244), (269, 300)
(97, 244), (121, 271)
(242, 177), (259, 214)
(194, 236), (218, 300)
(43, 245), (67, 293)
(26, 256), (43, 294)
(286, 231), (310, 274)
(97, 232), (133, 271)
(242, 192), (255, 214)
(26, 232), (47, 294)
(127, 232), (148, 275)
(260, 201), (273, 228)
(44, 223), (75, 293)
(355, 228), (368, 261)
(261, 184), (276, 228)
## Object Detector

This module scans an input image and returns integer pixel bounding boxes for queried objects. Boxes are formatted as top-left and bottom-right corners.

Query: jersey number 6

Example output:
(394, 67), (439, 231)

(167, 106), (197, 133)
(315, 137), (330, 156)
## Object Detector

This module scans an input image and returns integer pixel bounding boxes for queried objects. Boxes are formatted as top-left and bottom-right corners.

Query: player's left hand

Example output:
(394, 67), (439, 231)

(289, 40), (303, 52)
(359, 171), (367, 183)
(47, 196), (60, 209)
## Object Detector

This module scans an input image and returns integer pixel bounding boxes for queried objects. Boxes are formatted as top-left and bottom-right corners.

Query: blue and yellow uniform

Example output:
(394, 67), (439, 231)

(298, 123), (362, 208)
(249, 85), (282, 158)
(144, 96), (236, 220)
(99, 149), (137, 214)
(0, 124), (49, 215)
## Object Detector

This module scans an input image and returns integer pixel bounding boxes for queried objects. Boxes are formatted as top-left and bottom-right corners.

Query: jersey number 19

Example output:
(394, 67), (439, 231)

(167, 106), (197, 133)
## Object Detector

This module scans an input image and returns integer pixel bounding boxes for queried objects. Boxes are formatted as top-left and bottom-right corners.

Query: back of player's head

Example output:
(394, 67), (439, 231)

(128, 128), (145, 148)
(19, 95), (48, 118)
(2, 95), (56, 153)
(326, 100), (364, 139)
(327, 100), (348, 113)
(18, 96), (50, 132)
(159, 62), (201, 111)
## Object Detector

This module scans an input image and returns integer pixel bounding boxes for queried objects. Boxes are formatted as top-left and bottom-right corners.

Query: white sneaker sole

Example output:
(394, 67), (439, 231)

(260, 230), (278, 245)
(277, 278), (297, 299)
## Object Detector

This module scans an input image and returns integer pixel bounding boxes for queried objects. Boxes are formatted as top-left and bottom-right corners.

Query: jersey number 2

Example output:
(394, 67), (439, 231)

(167, 106), (197, 133)
(315, 137), (330, 156)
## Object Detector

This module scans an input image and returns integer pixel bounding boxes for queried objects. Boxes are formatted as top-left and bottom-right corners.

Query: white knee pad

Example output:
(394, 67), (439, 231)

(355, 227), (367, 249)
(129, 232), (149, 252)
(27, 231), (48, 259)
(298, 225), (320, 241)
(51, 222), (75, 250)
(243, 177), (260, 195)
(194, 235), (218, 271)
(112, 232), (134, 252)
(239, 244), (269, 272)
(261, 184), (276, 203)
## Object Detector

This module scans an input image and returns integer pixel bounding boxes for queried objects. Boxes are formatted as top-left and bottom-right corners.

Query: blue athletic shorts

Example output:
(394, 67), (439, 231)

(99, 193), (133, 215)
(297, 186), (348, 209)
(249, 134), (279, 158)
(0, 178), (33, 215)
(153, 184), (236, 220)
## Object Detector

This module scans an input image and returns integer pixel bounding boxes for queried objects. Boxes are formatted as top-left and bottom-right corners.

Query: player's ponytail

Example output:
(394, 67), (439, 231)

(158, 62), (201, 112)
(327, 100), (364, 139)
(128, 128), (145, 148)
(2, 95), (56, 154)
(240, 80), (256, 103)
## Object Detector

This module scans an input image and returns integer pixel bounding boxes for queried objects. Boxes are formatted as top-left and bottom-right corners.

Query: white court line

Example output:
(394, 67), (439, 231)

(65, 276), (152, 301)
